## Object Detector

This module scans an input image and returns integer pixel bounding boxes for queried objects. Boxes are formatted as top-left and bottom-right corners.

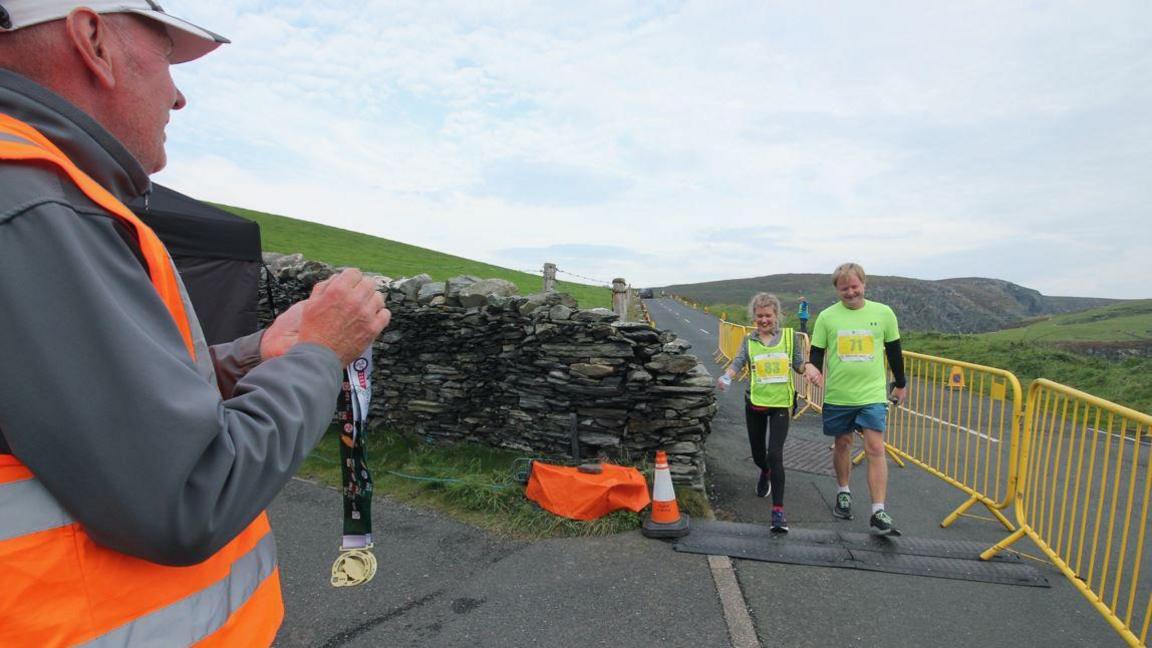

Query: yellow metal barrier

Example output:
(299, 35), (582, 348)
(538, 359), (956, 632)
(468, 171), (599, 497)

(725, 321), (748, 375)
(714, 320), (752, 381)
(710, 312), (731, 365)
(712, 320), (728, 364)
(793, 332), (823, 418)
(981, 380), (1152, 647)
(709, 320), (728, 366)
(733, 321), (751, 381)
(877, 352), (1024, 530)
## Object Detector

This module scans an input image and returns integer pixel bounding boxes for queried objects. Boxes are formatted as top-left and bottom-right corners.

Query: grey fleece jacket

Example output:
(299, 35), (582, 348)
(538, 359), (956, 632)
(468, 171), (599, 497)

(0, 69), (343, 566)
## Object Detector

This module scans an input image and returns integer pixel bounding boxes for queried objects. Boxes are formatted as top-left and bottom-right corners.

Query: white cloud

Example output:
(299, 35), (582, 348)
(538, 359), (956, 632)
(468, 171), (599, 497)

(155, 0), (1152, 299)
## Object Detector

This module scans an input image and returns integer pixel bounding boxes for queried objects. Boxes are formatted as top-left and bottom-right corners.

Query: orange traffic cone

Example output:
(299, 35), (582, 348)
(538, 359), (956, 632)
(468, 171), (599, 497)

(642, 450), (691, 538)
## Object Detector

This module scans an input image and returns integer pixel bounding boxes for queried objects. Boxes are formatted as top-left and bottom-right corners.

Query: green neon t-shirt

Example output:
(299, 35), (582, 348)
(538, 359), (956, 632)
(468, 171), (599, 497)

(810, 300), (900, 406)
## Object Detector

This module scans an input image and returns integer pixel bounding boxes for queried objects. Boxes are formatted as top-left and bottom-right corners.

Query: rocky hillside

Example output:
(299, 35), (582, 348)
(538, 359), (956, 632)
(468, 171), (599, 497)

(658, 274), (1120, 333)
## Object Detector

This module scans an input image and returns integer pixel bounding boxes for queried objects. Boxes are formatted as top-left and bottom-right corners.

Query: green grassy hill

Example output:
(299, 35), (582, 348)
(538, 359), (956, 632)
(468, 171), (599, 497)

(981, 299), (1152, 343)
(219, 205), (611, 310)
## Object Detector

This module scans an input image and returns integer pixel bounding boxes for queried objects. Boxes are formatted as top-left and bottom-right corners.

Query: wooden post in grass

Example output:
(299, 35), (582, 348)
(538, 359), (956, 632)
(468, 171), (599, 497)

(612, 278), (628, 319)
(543, 262), (557, 292)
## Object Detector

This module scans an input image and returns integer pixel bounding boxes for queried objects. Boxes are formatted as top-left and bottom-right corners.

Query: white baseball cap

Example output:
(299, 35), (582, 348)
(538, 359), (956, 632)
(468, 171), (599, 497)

(0, 1), (229, 63)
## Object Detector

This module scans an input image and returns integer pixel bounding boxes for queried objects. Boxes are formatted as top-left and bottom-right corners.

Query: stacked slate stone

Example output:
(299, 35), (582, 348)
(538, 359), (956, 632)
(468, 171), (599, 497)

(259, 252), (716, 490)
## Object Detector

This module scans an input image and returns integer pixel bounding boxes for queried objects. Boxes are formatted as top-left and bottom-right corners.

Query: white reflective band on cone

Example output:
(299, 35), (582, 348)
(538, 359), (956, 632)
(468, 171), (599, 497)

(652, 465), (676, 501)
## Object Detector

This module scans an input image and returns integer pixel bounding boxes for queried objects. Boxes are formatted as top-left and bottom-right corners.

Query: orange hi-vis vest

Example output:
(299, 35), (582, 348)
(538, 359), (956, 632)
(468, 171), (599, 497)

(0, 113), (284, 647)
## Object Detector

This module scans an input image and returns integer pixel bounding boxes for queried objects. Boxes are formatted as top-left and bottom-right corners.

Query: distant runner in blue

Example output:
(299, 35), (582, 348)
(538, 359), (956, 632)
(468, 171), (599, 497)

(797, 296), (810, 334)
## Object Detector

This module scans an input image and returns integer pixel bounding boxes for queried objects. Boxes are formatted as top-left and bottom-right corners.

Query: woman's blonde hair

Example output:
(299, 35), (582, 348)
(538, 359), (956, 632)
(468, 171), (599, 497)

(831, 262), (866, 286)
(747, 292), (781, 324)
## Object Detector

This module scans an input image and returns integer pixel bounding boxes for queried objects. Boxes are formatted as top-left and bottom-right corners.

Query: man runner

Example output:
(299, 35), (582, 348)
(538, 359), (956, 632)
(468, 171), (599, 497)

(802, 263), (907, 535)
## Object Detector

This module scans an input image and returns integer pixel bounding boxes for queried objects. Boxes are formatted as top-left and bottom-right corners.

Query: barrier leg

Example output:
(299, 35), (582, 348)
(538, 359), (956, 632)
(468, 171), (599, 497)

(940, 493), (1016, 531)
(792, 400), (812, 419)
(885, 445), (905, 468)
(940, 495), (979, 529)
(988, 507), (1015, 532)
(980, 526), (1027, 561)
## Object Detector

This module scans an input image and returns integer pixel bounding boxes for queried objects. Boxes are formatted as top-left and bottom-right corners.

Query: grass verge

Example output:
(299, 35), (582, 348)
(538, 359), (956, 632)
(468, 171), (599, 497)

(297, 426), (711, 541)
(903, 332), (1152, 414)
(219, 204), (612, 310)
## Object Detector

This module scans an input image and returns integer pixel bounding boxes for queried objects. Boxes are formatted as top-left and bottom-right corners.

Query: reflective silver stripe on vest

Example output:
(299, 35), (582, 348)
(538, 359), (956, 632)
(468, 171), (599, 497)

(0, 476), (75, 541)
(81, 531), (278, 647)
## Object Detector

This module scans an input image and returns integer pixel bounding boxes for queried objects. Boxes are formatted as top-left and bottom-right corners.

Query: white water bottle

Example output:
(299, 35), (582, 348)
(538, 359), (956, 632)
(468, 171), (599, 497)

(719, 374), (732, 389)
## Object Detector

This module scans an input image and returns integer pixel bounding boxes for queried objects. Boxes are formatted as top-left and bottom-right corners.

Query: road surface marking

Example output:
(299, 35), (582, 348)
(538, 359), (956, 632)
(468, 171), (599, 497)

(708, 555), (760, 648)
(1086, 426), (1151, 446)
(898, 408), (998, 442)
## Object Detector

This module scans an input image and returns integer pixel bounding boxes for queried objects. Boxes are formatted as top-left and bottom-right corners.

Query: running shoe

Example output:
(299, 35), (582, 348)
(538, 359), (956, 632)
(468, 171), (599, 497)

(771, 509), (789, 533)
(833, 492), (853, 520)
(870, 510), (901, 536)
(756, 470), (771, 498)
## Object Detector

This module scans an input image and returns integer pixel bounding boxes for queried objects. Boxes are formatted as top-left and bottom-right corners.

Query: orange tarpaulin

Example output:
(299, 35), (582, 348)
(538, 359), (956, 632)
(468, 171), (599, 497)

(524, 462), (652, 521)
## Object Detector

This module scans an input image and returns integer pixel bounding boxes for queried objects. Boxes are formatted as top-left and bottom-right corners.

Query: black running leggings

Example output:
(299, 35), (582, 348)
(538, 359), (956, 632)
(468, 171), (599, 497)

(745, 401), (789, 507)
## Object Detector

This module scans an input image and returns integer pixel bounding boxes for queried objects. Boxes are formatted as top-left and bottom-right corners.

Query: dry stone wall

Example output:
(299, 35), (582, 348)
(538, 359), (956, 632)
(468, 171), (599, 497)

(260, 253), (716, 489)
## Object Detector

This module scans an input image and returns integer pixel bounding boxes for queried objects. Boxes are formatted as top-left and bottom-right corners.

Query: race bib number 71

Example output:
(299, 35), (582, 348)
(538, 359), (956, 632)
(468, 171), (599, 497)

(837, 330), (875, 362)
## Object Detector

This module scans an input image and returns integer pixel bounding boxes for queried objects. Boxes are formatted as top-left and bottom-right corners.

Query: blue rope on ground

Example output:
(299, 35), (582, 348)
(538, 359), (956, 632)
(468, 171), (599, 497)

(384, 470), (514, 490)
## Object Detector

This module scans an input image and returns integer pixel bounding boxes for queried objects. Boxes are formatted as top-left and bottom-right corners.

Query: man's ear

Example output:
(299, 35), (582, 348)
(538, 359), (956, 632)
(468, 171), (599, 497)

(64, 8), (117, 89)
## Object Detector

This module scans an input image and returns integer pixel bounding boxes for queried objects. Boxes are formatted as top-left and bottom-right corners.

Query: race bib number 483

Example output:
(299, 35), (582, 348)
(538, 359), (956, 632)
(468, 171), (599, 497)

(836, 330), (875, 362)
(753, 352), (789, 383)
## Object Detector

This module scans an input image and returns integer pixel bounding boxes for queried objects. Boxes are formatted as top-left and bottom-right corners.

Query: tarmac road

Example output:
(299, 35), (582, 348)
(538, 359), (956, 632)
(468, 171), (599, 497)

(271, 480), (728, 647)
(267, 298), (1129, 647)
(648, 296), (1124, 647)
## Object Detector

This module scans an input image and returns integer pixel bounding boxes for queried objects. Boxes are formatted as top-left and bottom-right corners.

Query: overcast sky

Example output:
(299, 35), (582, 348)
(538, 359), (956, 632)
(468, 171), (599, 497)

(156, 1), (1151, 299)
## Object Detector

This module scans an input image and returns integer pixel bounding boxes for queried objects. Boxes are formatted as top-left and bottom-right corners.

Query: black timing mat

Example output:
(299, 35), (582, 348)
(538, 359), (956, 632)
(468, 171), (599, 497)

(674, 520), (1049, 587)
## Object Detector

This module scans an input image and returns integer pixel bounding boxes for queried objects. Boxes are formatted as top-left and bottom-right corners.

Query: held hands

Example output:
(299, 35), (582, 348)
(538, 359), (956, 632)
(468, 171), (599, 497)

(802, 363), (824, 388)
(295, 268), (391, 366)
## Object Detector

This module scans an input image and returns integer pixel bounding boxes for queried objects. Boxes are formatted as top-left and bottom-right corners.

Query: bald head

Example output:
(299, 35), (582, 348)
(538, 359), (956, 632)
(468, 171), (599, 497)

(0, 9), (186, 173)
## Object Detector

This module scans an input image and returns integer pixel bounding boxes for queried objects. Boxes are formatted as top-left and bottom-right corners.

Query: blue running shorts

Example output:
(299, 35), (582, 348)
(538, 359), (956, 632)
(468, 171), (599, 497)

(822, 403), (888, 437)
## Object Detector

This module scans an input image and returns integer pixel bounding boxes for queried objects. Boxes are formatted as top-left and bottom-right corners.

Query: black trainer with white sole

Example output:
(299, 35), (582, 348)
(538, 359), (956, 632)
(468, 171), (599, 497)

(870, 510), (901, 536)
(833, 492), (853, 520)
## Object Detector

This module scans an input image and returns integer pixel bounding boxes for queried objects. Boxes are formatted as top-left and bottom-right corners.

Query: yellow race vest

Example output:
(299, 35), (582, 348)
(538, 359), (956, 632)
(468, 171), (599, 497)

(748, 328), (795, 408)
